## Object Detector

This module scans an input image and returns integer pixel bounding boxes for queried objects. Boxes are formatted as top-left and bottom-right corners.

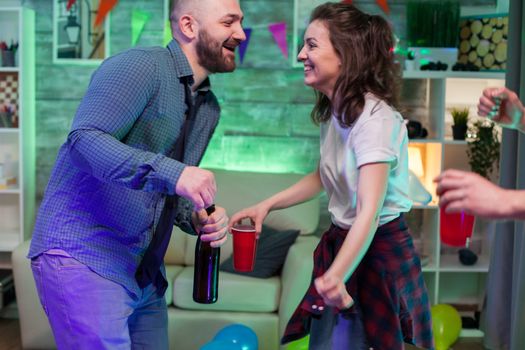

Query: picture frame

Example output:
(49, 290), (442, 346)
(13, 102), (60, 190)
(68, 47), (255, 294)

(52, 0), (111, 65)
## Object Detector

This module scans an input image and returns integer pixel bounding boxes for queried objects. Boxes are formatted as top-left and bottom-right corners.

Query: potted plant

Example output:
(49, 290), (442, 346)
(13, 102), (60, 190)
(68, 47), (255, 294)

(450, 107), (469, 140)
(467, 120), (500, 179)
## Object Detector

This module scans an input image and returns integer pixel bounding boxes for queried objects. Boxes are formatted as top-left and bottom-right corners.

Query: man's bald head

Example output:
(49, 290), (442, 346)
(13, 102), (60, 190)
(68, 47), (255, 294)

(170, 0), (206, 23)
(170, 0), (243, 40)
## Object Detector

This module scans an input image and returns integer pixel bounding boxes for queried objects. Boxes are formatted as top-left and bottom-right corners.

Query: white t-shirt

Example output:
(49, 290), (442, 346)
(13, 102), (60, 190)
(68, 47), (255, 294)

(319, 94), (412, 229)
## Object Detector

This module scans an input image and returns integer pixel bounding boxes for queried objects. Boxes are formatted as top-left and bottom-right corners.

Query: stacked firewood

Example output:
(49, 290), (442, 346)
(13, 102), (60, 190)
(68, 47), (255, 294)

(458, 16), (508, 70)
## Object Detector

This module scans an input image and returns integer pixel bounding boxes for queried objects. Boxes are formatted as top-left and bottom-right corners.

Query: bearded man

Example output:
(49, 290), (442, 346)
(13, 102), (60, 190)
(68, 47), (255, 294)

(28, 0), (245, 348)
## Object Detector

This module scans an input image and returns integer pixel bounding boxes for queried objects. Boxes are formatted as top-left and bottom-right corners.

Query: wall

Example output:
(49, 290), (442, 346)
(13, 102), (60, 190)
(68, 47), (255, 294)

(16, 0), (499, 205)
(20, 0), (317, 201)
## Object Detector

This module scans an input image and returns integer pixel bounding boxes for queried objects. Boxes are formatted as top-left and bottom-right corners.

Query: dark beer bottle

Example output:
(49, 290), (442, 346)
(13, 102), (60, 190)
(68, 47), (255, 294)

(193, 205), (220, 304)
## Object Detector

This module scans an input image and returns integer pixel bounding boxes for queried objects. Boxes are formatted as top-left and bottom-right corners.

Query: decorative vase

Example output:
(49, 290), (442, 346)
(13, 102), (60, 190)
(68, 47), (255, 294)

(451, 124), (467, 140)
(1, 50), (15, 67)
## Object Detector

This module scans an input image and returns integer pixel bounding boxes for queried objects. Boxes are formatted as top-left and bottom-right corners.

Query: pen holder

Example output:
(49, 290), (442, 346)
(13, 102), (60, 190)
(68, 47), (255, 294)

(1, 50), (15, 67)
(0, 112), (13, 128)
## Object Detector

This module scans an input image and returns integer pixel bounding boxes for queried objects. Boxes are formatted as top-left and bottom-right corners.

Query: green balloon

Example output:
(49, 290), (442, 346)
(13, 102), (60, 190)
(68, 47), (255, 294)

(286, 335), (309, 350)
(431, 304), (462, 350)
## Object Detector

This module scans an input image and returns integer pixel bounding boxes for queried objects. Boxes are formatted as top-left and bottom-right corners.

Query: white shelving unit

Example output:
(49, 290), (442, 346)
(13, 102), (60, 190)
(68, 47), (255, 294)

(0, 6), (35, 268)
(405, 70), (505, 338)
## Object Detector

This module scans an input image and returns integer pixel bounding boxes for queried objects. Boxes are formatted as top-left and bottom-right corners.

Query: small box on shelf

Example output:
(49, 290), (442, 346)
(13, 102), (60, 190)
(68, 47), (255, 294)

(0, 152), (18, 190)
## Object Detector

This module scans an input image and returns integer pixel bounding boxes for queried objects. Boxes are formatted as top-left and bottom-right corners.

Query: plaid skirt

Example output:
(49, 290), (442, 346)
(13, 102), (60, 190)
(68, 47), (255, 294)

(282, 215), (435, 350)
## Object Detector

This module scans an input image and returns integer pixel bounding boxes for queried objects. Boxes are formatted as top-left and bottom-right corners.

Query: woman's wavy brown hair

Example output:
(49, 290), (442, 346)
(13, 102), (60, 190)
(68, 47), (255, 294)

(308, 2), (401, 127)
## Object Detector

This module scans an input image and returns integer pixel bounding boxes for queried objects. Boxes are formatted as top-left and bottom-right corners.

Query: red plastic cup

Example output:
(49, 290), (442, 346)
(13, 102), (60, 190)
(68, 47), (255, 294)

(231, 224), (258, 272)
(439, 207), (475, 247)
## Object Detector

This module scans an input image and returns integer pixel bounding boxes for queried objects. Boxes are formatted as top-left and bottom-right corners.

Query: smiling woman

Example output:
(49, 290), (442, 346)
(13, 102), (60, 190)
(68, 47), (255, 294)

(53, 0), (110, 64)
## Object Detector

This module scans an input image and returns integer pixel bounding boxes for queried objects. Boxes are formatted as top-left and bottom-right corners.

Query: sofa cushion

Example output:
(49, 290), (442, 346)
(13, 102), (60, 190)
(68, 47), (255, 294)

(172, 267), (280, 312)
(164, 228), (188, 265)
(164, 265), (184, 306)
(182, 169), (320, 266)
(220, 225), (300, 278)
(211, 168), (319, 234)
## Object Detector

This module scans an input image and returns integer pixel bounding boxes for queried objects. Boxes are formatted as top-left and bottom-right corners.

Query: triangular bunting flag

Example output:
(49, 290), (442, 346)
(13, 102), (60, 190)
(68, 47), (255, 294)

(131, 9), (151, 46)
(268, 22), (288, 59)
(66, 0), (77, 11)
(376, 0), (390, 15)
(238, 28), (252, 64)
(341, 0), (389, 15)
(94, 0), (119, 27)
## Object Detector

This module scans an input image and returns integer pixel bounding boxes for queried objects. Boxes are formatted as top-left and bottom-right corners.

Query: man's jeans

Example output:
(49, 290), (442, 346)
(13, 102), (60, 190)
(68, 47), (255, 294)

(31, 250), (168, 350)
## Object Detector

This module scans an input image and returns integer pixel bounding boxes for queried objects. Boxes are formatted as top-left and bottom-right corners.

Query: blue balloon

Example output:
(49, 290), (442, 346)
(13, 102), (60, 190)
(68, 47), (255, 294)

(214, 324), (258, 350)
(201, 340), (243, 350)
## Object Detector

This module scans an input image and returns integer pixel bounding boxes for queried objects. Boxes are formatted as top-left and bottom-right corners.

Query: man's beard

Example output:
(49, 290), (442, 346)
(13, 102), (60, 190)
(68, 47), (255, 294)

(196, 29), (237, 73)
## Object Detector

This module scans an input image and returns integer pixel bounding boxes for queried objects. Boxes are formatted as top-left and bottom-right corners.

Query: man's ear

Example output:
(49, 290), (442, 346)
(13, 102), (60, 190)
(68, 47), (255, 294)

(178, 14), (198, 40)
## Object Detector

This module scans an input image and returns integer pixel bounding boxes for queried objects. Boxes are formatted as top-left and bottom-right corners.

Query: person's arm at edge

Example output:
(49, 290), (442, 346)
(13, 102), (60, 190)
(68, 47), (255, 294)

(504, 189), (525, 219)
(479, 87), (525, 133)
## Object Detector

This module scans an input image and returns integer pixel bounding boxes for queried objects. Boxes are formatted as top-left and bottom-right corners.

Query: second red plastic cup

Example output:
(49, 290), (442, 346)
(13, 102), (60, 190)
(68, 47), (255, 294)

(231, 224), (258, 272)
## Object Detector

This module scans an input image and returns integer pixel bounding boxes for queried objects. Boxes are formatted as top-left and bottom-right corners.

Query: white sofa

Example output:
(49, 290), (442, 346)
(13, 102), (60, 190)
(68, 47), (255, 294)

(12, 169), (321, 350)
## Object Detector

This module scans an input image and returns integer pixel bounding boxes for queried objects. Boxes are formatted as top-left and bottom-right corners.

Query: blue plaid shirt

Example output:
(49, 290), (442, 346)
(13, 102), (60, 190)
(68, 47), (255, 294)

(29, 40), (220, 297)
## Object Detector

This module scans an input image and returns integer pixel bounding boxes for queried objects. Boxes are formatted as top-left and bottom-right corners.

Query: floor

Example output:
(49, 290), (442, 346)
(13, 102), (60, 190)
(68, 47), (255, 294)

(0, 318), (22, 350)
(0, 316), (487, 350)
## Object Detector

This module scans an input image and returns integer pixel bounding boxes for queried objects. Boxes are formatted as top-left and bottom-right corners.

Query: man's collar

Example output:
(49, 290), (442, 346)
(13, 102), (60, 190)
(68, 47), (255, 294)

(196, 78), (211, 93)
(167, 39), (194, 83)
(167, 39), (211, 93)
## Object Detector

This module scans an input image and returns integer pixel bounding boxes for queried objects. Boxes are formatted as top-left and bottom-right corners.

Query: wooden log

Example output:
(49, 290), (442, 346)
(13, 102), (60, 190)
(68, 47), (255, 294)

(481, 24), (493, 40)
(495, 42), (507, 63)
(460, 40), (471, 54)
(460, 25), (471, 40)
(483, 53), (495, 68)
(470, 20), (482, 35)
(476, 40), (490, 57)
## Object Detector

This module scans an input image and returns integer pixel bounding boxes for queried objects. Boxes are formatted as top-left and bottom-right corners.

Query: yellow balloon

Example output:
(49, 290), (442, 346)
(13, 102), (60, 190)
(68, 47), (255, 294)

(431, 304), (462, 350)
(286, 335), (309, 350)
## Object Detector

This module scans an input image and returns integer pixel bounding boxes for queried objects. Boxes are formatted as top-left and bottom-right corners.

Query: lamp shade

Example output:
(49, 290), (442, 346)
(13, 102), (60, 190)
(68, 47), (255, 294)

(64, 15), (81, 44)
(408, 146), (424, 178)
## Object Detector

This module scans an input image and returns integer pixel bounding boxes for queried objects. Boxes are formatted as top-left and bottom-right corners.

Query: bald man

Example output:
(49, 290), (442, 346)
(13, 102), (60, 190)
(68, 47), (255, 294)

(28, 0), (245, 348)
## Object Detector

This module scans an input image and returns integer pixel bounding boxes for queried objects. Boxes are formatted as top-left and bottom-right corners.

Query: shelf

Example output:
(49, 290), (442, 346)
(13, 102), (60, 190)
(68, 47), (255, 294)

(0, 231), (20, 252)
(0, 128), (19, 134)
(402, 70), (505, 80)
(0, 5), (35, 257)
(422, 265), (437, 272)
(439, 254), (490, 272)
(0, 67), (19, 73)
(0, 188), (20, 194)
(460, 328), (484, 338)
(412, 203), (439, 210)
(408, 139), (441, 144)
(442, 139), (468, 145)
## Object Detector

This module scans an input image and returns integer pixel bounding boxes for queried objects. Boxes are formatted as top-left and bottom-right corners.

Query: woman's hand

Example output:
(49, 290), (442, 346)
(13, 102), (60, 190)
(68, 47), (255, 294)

(314, 273), (354, 310)
(228, 201), (271, 235)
